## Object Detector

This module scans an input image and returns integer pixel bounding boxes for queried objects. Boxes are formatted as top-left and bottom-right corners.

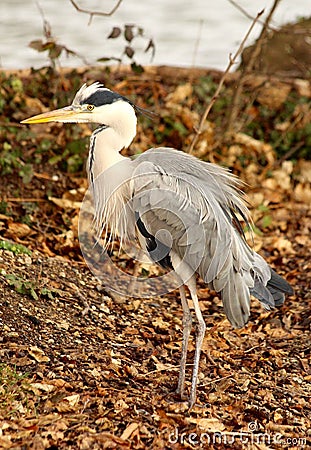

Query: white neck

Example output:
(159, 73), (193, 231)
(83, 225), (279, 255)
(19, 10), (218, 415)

(87, 101), (137, 180)
(89, 128), (126, 180)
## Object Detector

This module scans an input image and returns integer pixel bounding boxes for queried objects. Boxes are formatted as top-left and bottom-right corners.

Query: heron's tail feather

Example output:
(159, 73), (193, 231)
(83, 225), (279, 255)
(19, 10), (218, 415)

(219, 271), (251, 329)
(268, 268), (293, 304)
(219, 267), (292, 329)
(251, 268), (293, 309)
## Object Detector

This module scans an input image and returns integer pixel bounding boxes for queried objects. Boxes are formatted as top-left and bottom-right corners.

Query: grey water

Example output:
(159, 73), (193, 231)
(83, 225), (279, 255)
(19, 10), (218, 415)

(0, 0), (309, 70)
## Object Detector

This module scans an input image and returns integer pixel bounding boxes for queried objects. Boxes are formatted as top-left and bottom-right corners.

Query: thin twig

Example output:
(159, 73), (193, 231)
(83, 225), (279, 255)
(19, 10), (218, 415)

(0, 121), (24, 128)
(272, 141), (305, 170)
(227, 0), (277, 32)
(188, 9), (264, 155)
(69, 0), (123, 25)
(192, 19), (204, 68)
(5, 198), (48, 203)
(201, 374), (236, 386)
(226, 0), (281, 135)
(228, 0), (310, 36)
(270, 110), (305, 152)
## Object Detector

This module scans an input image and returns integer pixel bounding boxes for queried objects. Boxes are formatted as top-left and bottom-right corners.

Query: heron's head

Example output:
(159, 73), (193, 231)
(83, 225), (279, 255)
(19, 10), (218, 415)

(21, 82), (139, 128)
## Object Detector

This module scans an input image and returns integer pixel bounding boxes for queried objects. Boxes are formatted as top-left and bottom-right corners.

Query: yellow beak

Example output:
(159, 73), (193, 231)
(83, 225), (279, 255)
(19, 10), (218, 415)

(21, 106), (80, 124)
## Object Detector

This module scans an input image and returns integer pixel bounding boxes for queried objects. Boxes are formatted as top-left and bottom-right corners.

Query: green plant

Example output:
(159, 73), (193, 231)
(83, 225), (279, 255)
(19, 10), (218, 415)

(0, 365), (31, 418)
(257, 204), (272, 228)
(0, 142), (34, 183)
(48, 136), (88, 173)
(5, 274), (38, 300)
(0, 240), (32, 256)
(41, 287), (55, 299)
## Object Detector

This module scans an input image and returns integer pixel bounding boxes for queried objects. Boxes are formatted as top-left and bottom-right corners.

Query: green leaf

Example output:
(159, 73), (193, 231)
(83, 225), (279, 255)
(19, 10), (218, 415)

(29, 287), (39, 301)
(48, 154), (63, 165)
(0, 240), (32, 255)
(262, 215), (272, 228)
(18, 163), (34, 184)
(41, 288), (54, 299)
(130, 62), (144, 74)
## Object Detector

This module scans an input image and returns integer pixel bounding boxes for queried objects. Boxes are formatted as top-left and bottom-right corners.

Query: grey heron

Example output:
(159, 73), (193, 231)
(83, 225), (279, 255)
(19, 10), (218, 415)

(22, 82), (293, 407)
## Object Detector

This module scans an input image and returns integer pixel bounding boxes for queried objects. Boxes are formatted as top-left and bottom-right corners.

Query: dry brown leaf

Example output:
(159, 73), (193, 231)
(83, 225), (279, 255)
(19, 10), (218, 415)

(180, 106), (199, 130)
(49, 379), (72, 389)
(296, 160), (311, 183)
(190, 121), (215, 158)
(70, 214), (79, 237)
(257, 83), (291, 109)
(149, 355), (177, 373)
(263, 163), (293, 191)
(186, 417), (226, 431)
(6, 222), (32, 238)
(263, 189), (283, 203)
(248, 192), (265, 208)
(30, 383), (56, 394)
(30, 435), (50, 450)
(64, 394), (80, 408)
(166, 83), (193, 106)
(56, 320), (70, 331)
(0, 436), (13, 449)
(28, 346), (50, 363)
(295, 235), (311, 246)
(55, 229), (76, 249)
(244, 162), (260, 185)
(152, 316), (169, 330)
(120, 422), (139, 440)
(294, 182), (311, 203)
(234, 133), (275, 165)
(275, 120), (291, 131)
(274, 411), (284, 422)
(24, 96), (48, 115)
(49, 196), (82, 209)
(90, 368), (101, 378)
(271, 236), (295, 254)
(114, 399), (129, 414)
(293, 79), (311, 97)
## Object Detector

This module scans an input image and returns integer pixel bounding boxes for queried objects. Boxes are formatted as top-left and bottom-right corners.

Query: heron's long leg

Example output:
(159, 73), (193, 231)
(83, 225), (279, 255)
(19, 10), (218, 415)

(176, 284), (192, 399)
(187, 275), (206, 408)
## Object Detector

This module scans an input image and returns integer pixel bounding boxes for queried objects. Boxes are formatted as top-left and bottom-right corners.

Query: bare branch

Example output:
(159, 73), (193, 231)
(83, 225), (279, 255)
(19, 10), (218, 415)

(69, 0), (123, 25)
(226, 0), (281, 135)
(227, 0), (277, 32)
(192, 19), (204, 67)
(188, 9), (264, 155)
(228, 0), (255, 22)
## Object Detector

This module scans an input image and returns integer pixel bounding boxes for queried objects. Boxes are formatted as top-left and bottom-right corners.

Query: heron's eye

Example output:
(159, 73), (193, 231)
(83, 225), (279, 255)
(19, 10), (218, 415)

(87, 104), (94, 111)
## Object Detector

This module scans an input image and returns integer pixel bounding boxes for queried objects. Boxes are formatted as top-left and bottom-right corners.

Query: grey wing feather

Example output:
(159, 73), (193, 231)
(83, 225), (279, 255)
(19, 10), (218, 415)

(131, 148), (292, 328)
(132, 148), (257, 327)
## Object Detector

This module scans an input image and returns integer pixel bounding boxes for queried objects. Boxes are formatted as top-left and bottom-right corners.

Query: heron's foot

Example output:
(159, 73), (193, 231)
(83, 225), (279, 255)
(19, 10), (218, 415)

(176, 384), (195, 409)
(164, 392), (190, 412)
(188, 394), (196, 410)
(175, 387), (188, 401)
(175, 379), (188, 399)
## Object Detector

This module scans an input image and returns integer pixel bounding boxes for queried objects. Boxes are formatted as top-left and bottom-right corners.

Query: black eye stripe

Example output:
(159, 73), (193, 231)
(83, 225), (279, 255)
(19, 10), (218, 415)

(82, 90), (123, 107)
